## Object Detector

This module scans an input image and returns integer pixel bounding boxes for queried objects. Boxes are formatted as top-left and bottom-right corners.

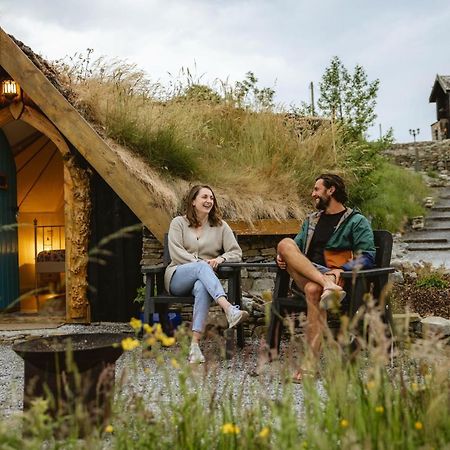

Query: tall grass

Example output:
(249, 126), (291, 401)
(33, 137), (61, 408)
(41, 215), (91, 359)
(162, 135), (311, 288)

(2, 307), (449, 449)
(55, 56), (429, 229)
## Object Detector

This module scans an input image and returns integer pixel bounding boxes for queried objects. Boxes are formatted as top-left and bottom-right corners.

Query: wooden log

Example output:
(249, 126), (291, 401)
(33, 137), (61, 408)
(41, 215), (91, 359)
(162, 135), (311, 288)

(228, 219), (300, 236)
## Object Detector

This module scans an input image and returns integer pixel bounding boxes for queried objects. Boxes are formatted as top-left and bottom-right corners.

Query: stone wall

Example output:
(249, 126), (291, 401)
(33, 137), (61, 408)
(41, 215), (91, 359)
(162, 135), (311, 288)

(384, 140), (450, 173)
(141, 228), (293, 296)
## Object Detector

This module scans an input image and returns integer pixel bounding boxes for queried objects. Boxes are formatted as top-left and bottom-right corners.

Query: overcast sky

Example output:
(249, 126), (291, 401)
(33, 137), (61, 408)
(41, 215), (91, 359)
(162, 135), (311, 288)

(1, 0), (448, 142)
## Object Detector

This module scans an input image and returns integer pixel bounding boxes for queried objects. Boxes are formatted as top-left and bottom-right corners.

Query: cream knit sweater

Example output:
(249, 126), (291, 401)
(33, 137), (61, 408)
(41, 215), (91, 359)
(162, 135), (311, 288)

(164, 215), (242, 292)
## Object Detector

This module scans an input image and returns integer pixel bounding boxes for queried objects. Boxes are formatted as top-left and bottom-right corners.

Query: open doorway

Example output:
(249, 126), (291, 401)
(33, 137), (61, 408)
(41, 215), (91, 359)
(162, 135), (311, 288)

(1, 119), (65, 319)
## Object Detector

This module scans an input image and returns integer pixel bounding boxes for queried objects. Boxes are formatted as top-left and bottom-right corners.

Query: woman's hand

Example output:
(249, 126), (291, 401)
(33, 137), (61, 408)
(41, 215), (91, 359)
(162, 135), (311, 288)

(207, 257), (225, 270)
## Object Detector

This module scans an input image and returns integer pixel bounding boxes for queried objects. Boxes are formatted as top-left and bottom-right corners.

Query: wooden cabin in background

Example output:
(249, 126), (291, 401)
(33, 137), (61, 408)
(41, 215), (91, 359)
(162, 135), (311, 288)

(430, 74), (450, 140)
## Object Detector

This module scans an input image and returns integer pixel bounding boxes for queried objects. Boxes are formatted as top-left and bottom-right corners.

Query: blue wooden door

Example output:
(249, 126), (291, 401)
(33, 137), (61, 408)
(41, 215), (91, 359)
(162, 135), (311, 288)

(0, 129), (19, 309)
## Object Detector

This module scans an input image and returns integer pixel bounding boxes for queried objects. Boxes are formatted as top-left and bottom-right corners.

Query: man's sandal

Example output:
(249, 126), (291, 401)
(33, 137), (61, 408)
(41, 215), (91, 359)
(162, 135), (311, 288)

(319, 288), (346, 310)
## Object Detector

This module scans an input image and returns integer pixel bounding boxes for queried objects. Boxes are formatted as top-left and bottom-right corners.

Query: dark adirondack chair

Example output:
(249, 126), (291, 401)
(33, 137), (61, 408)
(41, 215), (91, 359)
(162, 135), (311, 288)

(141, 234), (245, 348)
(266, 230), (395, 353)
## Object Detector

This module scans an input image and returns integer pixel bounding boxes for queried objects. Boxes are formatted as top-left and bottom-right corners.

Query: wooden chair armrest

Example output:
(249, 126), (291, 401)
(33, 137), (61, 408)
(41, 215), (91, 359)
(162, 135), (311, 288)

(340, 267), (395, 279)
(141, 264), (166, 274)
(220, 261), (278, 270)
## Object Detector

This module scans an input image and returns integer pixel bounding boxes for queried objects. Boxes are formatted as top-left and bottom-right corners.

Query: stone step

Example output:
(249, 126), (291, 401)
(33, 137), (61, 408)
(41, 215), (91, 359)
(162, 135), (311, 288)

(426, 216), (450, 221)
(407, 244), (450, 251)
(422, 227), (450, 231)
(403, 237), (448, 244)
(432, 206), (450, 212)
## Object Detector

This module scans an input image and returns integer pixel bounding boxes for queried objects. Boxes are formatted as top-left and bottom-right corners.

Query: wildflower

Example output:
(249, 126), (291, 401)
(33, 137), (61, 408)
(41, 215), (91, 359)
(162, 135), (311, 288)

(121, 337), (140, 351)
(144, 367), (151, 374)
(411, 382), (419, 392)
(258, 426), (270, 438)
(171, 358), (180, 369)
(129, 317), (142, 331)
(340, 419), (349, 428)
(104, 425), (114, 433)
(146, 336), (156, 347)
(366, 380), (376, 390)
(161, 336), (176, 347)
(414, 421), (423, 430)
(375, 406), (384, 414)
(143, 323), (153, 334)
(221, 423), (240, 434)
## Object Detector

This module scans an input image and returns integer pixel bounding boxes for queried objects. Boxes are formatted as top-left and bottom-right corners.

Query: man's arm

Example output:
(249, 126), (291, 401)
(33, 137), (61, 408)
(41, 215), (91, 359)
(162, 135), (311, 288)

(342, 215), (376, 270)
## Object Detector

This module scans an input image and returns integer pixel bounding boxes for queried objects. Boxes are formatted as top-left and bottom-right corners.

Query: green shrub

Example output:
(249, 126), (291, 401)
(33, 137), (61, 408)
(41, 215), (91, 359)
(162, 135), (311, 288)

(416, 273), (449, 289)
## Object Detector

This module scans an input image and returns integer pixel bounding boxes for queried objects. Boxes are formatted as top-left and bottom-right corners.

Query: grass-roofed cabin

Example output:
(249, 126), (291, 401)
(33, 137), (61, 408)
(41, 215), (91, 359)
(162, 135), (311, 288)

(0, 28), (174, 324)
(0, 28), (365, 327)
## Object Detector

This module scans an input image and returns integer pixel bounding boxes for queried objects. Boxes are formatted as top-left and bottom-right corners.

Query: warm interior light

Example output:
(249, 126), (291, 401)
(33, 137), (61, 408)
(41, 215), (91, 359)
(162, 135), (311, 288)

(1, 79), (19, 99)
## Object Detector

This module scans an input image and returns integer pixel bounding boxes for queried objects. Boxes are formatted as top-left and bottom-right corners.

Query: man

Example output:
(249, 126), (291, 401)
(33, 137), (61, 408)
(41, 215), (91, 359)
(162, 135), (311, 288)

(276, 173), (375, 371)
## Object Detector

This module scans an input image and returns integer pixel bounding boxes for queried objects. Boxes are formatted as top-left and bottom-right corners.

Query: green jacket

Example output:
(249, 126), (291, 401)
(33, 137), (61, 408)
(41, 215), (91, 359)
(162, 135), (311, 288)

(294, 207), (376, 270)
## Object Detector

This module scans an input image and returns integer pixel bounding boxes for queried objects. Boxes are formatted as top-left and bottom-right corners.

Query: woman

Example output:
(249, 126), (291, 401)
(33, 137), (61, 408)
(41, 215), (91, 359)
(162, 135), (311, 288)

(164, 185), (248, 363)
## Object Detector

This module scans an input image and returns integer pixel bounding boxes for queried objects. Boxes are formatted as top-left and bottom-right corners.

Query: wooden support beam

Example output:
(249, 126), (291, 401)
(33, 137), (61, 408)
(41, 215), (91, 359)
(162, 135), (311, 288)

(14, 104), (70, 155)
(228, 219), (300, 236)
(0, 106), (13, 127)
(0, 27), (171, 242)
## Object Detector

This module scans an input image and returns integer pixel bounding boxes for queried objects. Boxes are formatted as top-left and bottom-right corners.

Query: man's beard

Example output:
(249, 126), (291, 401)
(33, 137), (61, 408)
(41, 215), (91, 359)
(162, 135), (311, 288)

(315, 194), (331, 211)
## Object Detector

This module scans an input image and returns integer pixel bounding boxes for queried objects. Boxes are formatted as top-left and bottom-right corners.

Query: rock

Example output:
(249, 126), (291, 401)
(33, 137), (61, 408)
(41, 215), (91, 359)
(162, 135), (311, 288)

(420, 316), (450, 337)
(252, 278), (274, 292)
(389, 271), (404, 284)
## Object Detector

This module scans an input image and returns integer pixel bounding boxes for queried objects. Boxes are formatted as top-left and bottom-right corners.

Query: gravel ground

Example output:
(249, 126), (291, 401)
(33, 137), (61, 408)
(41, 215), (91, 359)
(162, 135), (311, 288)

(0, 323), (310, 420)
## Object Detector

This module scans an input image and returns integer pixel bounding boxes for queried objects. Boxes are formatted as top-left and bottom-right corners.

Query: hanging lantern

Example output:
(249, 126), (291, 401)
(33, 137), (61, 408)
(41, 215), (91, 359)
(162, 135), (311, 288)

(1, 79), (19, 99)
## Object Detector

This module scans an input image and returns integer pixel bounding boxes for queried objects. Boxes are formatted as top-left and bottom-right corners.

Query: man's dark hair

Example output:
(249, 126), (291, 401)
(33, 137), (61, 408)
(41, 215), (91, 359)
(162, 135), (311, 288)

(316, 173), (348, 204)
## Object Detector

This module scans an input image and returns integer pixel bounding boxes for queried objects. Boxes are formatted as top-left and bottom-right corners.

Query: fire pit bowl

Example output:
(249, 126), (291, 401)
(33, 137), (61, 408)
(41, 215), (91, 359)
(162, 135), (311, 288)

(13, 333), (128, 428)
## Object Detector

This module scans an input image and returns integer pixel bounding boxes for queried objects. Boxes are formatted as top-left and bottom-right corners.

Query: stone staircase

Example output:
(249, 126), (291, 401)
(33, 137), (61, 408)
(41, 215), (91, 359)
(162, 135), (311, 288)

(401, 191), (450, 266)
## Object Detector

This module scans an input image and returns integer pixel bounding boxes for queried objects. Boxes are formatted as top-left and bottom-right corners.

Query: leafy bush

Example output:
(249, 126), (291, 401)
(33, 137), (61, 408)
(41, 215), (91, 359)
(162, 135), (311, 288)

(416, 273), (450, 289)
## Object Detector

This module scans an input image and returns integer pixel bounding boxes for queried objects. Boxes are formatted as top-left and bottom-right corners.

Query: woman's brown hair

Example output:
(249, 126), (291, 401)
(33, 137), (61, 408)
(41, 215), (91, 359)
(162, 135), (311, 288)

(185, 185), (223, 227)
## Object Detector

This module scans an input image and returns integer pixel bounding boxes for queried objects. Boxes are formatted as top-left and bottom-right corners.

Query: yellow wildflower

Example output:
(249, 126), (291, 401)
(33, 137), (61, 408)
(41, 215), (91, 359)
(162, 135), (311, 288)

(221, 423), (240, 434)
(366, 380), (376, 390)
(375, 406), (384, 414)
(146, 336), (156, 347)
(121, 337), (140, 351)
(155, 323), (162, 333)
(143, 323), (153, 334)
(340, 419), (349, 428)
(414, 421), (423, 430)
(129, 317), (142, 331)
(171, 358), (180, 369)
(161, 336), (176, 347)
(104, 425), (114, 433)
(258, 426), (270, 438)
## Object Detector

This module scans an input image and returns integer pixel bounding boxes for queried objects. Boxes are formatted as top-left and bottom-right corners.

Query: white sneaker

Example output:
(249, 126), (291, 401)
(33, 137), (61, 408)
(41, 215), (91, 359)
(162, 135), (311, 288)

(225, 305), (249, 329)
(189, 343), (205, 364)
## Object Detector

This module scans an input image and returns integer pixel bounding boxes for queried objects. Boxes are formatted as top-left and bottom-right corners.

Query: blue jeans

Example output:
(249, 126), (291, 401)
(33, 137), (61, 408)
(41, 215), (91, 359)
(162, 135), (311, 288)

(169, 261), (227, 333)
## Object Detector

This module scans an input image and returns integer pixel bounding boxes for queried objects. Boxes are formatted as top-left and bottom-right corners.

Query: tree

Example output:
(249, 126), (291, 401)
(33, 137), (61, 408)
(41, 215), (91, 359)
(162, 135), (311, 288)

(318, 56), (379, 136)
(233, 71), (275, 111)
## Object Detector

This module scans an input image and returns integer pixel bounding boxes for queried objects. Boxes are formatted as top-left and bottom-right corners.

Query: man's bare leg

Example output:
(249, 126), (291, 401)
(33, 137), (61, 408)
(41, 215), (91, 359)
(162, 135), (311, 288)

(277, 238), (342, 292)
(277, 238), (342, 366)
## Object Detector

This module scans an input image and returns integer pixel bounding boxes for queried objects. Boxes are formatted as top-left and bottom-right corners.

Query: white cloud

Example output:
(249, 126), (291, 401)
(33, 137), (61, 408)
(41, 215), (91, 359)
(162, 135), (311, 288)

(1, 0), (449, 141)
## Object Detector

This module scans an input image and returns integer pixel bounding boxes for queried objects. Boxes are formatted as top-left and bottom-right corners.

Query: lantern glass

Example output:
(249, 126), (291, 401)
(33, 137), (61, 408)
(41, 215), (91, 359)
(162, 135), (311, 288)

(1, 80), (19, 98)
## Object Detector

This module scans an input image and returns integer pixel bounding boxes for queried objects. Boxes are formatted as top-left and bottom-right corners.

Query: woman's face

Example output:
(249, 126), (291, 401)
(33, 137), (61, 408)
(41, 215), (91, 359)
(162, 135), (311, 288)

(192, 187), (214, 216)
